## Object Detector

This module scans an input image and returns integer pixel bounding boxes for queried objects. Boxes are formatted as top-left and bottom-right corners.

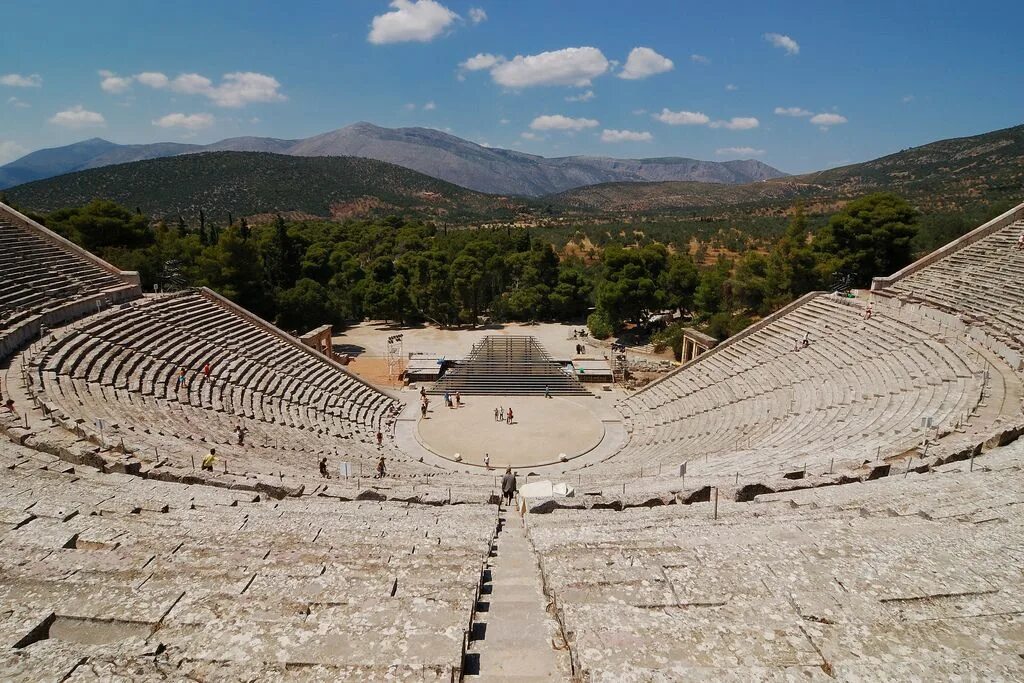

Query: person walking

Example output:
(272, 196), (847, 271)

(494, 406), (500, 422)
(201, 448), (217, 472)
(203, 362), (211, 381)
(501, 466), (517, 506)
(376, 430), (384, 447)
(484, 452), (490, 469)
(544, 385), (551, 399)
(319, 457), (330, 479)
(376, 456), (387, 478)
(455, 391), (461, 408)
(506, 407), (513, 424)
(234, 424), (247, 446)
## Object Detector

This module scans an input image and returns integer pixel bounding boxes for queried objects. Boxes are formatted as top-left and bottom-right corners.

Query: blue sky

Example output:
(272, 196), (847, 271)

(1, 0), (1022, 173)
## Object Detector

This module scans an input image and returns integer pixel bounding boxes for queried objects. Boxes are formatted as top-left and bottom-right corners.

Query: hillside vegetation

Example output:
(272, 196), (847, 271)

(551, 124), (1024, 214)
(2, 151), (525, 222)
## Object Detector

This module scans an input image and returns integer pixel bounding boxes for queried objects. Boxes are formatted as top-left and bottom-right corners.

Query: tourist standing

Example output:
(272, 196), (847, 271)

(376, 456), (387, 478)
(507, 407), (513, 424)
(319, 457), (330, 479)
(484, 453), (490, 469)
(501, 466), (517, 506)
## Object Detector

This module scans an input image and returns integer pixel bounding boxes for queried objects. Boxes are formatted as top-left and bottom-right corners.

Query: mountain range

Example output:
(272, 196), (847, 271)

(0, 122), (785, 196)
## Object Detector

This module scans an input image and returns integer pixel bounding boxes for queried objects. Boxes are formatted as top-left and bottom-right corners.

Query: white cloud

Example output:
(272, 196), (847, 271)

(690, 54), (710, 65)
(810, 112), (848, 127)
(632, 108), (647, 115)
(423, 100), (436, 110)
(368, 0), (458, 44)
(529, 114), (599, 131)
(161, 71), (285, 108)
(170, 73), (214, 95)
(0, 140), (28, 164)
(468, 7), (487, 23)
(709, 116), (759, 130)
(499, 118), (510, 124)
(520, 131), (540, 141)
(152, 112), (215, 130)
(601, 129), (653, 143)
(404, 102), (417, 110)
(135, 72), (169, 89)
(619, 47), (674, 80)
(7, 96), (30, 109)
(764, 33), (799, 55)
(654, 108), (709, 125)
(49, 105), (105, 128)
(98, 70), (133, 94)
(460, 53), (504, 71)
(490, 47), (609, 88)
(565, 89), (595, 102)
(716, 146), (765, 156)
(205, 73), (281, 107)
(775, 106), (812, 117)
(902, 94), (914, 103)
(725, 83), (738, 91)
(0, 73), (42, 88)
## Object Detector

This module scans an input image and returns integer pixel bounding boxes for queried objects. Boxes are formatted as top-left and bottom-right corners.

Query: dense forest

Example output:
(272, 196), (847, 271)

(14, 194), (1010, 358)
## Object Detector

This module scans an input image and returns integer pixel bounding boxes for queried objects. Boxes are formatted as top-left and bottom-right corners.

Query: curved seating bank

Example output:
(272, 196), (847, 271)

(2, 200), (1024, 678)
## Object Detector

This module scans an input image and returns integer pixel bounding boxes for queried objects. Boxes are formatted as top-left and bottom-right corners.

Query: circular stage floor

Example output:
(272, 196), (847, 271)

(416, 395), (605, 468)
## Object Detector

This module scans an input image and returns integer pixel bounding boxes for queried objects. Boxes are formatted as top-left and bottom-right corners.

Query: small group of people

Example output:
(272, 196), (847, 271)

(574, 343), (586, 355)
(571, 329), (588, 339)
(793, 332), (811, 352)
(233, 424), (247, 446)
(442, 390), (462, 408)
(317, 456), (386, 478)
(493, 405), (514, 424)
(173, 362), (213, 391)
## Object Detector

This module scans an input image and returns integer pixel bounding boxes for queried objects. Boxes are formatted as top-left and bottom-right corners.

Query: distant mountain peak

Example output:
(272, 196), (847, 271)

(0, 122), (788, 194)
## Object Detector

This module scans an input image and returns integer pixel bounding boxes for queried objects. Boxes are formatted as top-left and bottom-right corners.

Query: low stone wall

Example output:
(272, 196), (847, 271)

(0, 285), (139, 362)
(634, 291), (823, 396)
(199, 287), (402, 402)
(871, 201), (1024, 291)
(299, 324), (334, 360)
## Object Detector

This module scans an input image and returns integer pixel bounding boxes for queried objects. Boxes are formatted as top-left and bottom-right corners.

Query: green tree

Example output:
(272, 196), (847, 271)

(277, 278), (331, 331)
(813, 193), (918, 287)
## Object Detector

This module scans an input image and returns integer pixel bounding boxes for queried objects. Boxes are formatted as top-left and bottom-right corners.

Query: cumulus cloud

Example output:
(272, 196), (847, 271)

(725, 83), (738, 91)
(654, 108), (709, 125)
(619, 47), (674, 80)
(0, 73), (42, 88)
(902, 94), (914, 103)
(459, 53), (504, 75)
(7, 96), (30, 109)
(98, 70), (133, 94)
(141, 71), (286, 108)
(810, 112), (848, 127)
(368, 0), (458, 44)
(0, 140), (28, 164)
(520, 131), (540, 141)
(423, 100), (436, 110)
(565, 89), (595, 102)
(152, 112), (215, 130)
(49, 105), (105, 128)
(775, 106), (812, 117)
(135, 72), (169, 88)
(529, 114), (599, 131)
(709, 116), (759, 130)
(468, 7), (487, 23)
(690, 54), (710, 65)
(490, 47), (609, 88)
(716, 146), (765, 156)
(764, 33), (799, 55)
(601, 129), (652, 143)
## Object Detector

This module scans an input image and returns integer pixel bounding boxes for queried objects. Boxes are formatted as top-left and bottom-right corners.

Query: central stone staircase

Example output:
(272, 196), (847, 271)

(430, 336), (589, 396)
